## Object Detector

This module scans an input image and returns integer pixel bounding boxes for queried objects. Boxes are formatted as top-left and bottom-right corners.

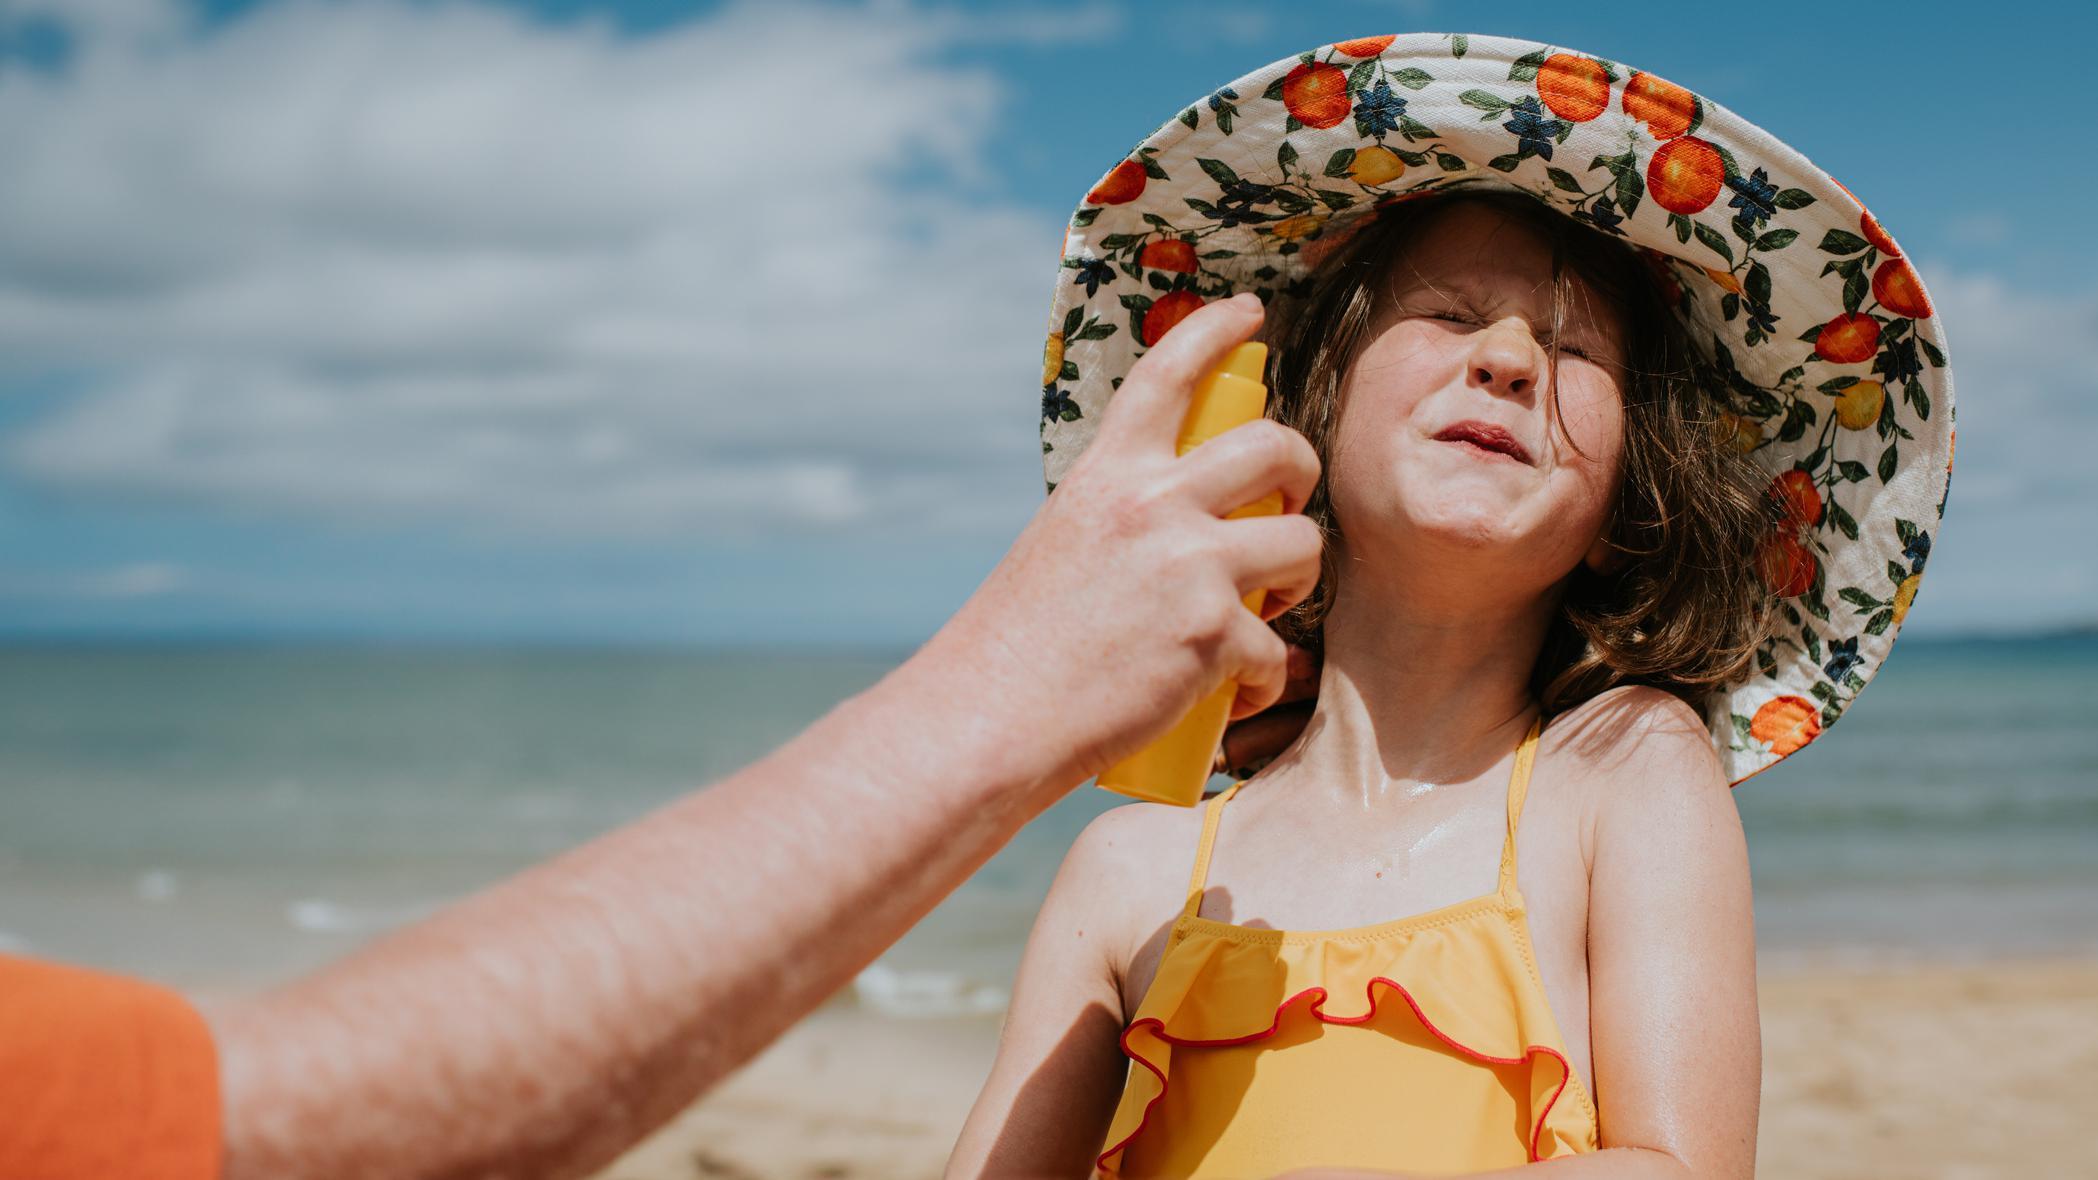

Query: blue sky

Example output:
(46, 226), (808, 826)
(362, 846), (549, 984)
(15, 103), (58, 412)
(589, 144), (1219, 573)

(0, 0), (2090, 645)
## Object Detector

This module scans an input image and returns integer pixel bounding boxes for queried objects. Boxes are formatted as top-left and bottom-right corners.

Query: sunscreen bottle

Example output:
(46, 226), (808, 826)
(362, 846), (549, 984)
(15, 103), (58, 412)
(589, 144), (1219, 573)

(1096, 340), (1283, 807)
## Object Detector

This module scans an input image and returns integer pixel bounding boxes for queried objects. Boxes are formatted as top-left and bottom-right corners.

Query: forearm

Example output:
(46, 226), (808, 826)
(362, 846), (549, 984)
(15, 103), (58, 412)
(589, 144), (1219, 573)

(210, 638), (1074, 1180)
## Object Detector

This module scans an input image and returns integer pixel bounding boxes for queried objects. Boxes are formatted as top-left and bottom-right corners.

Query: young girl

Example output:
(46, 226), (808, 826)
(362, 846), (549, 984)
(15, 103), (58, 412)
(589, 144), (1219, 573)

(955, 32), (1953, 1180)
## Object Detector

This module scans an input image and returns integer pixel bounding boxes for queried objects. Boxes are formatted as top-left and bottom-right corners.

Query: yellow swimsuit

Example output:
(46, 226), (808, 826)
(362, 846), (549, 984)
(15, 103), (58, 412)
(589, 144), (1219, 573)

(1096, 719), (1601, 1177)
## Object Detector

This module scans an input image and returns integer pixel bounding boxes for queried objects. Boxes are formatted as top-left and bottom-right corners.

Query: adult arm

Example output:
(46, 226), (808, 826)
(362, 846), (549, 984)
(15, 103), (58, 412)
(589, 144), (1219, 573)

(202, 292), (1326, 1180)
(1276, 689), (1761, 1180)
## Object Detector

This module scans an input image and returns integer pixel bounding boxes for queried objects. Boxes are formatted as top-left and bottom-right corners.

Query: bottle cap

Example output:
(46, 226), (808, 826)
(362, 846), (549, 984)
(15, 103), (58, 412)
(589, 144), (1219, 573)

(1216, 342), (1267, 384)
(1176, 342), (1271, 454)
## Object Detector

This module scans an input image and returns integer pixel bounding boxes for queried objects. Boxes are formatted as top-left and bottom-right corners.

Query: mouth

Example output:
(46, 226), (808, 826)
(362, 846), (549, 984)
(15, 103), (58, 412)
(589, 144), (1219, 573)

(1432, 420), (1533, 465)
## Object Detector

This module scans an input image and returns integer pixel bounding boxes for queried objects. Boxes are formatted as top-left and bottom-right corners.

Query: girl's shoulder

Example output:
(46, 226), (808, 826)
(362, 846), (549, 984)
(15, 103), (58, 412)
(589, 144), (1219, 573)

(1065, 796), (1213, 904)
(1052, 797), (1214, 968)
(1542, 683), (1716, 761)
(1537, 684), (1734, 852)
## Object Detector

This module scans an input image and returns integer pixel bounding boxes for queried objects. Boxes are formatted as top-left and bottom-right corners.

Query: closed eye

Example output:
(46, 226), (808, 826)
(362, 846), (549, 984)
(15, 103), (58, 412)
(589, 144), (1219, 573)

(1413, 309), (1603, 362)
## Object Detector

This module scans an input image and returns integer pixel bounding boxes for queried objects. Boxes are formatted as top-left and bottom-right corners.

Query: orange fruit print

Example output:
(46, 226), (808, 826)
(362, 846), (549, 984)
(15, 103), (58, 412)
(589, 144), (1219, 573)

(1815, 312), (1881, 364)
(1138, 239), (1199, 273)
(1750, 696), (1822, 756)
(1771, 469), (1823, 526)
(1871, 258), (1932, 318)
(1332, 35), (1396, 58)
(1536, 53), (1609, 121)
(1758, 532), (1816, 599)
(1282, 61), (1351, 128)
(1621, 71), (1696, 139)
(1861, 210), (1900, 256)
(1086, 159), (1147, 206)
(1832, 177), (1901, 255)
(1646, 137), (1723, 214)
(1142, 290), (1206, 347)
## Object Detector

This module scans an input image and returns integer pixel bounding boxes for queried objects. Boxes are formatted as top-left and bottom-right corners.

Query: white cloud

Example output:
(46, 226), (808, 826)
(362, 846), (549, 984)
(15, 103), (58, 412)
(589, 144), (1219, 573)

(1907, 262), (2098, 630)
(0, 0), (1074, 538)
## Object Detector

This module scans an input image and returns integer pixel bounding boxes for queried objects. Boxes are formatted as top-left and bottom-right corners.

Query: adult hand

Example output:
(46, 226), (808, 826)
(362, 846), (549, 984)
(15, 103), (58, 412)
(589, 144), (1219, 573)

(920, 292), (1324, 792)
(1219, 640), (1320, 778)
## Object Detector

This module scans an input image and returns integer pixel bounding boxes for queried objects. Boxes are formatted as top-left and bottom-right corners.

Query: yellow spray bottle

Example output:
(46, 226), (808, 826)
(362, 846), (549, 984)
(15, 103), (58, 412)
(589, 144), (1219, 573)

(1096, 340), (1283, 807)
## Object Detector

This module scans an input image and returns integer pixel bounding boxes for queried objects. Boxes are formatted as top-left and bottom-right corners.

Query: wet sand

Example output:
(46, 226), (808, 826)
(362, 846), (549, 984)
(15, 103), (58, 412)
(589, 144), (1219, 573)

(589, 955), (2098, 1180)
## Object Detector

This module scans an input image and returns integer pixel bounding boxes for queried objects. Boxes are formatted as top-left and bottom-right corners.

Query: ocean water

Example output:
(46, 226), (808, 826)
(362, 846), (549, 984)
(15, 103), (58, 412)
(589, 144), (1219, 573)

(1, 636), (2093, 1011)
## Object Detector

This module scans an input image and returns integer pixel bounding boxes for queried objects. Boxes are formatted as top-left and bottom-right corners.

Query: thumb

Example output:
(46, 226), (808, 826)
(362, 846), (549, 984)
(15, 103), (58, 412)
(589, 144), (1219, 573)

(1103, 291), (1265, 454)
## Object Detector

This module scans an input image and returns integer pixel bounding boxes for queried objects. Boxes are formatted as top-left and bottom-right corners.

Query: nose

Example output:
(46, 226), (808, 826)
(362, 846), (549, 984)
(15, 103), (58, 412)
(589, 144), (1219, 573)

(1465, 317), (1544, 400)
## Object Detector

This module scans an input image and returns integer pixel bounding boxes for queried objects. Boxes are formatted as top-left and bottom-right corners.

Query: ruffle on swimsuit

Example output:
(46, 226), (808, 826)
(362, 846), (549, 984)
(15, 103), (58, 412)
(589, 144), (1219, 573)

(1096, 719), (1601, 1177)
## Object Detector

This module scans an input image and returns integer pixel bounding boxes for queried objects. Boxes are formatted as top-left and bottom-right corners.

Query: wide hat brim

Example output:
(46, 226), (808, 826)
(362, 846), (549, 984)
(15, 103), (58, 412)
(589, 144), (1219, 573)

(1038, 32), (1955, 786)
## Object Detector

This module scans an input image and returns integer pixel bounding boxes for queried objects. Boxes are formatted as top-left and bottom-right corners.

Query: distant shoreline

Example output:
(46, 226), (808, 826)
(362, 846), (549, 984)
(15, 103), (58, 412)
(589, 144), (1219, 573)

(1, 625), (2092, 656)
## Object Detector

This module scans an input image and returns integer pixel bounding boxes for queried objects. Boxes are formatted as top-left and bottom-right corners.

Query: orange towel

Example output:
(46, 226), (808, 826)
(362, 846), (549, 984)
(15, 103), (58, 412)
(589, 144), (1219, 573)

(0, 954), (222, 1180)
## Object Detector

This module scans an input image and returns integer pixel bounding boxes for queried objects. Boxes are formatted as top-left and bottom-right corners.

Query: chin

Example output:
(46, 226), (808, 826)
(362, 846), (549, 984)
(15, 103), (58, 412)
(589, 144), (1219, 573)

(1347, 486), (1520, 553)
(1409, 498), (1519, 549)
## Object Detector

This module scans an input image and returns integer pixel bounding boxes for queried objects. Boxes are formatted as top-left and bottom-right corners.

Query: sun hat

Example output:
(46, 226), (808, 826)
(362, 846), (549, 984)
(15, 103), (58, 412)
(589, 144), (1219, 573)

(1036, 32), (1955, 786)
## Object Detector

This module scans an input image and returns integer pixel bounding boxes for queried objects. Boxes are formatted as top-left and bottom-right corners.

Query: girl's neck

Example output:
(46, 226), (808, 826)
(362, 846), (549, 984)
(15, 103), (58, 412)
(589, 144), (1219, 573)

(1265, 554), (1557, 805)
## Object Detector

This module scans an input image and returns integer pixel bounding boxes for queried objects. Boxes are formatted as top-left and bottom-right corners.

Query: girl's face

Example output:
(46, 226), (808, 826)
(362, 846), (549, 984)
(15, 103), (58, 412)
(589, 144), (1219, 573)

(1327, 200), (1629, 593)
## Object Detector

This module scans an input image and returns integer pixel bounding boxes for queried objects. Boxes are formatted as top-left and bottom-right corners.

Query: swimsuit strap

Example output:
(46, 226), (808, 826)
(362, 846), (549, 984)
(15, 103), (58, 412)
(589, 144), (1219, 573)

(1496, 716), (1545, 900)
(1181, 780), (1245, 920)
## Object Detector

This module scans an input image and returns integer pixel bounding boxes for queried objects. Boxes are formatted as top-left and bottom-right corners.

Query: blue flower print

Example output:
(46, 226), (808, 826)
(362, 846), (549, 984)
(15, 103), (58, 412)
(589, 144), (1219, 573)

(1823, 637), (1861, 682)
(1501, 96), (1563, 160)
(1352, 78), (1406, 139)
(1042, 385), (1077, 422)
(1070, 256), (1114, 297)
(1727, 166), (1778, 231)
(1904, 531), (1931, 574)
(1583, 196), (1624, 233)
(1210, 176), (1280, 227)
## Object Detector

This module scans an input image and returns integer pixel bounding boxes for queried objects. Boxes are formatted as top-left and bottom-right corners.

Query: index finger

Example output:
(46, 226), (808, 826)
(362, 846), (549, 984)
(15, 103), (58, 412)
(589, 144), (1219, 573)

(1099, 292), (1265, 454)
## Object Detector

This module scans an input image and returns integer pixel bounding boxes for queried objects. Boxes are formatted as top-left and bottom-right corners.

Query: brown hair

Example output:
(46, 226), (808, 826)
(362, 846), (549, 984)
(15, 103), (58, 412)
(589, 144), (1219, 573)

(1259, 187), (1774, 715)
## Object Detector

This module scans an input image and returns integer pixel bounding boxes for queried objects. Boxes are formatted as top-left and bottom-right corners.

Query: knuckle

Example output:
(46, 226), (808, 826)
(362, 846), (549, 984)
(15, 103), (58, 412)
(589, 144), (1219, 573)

(1286, 431), (1322, 479)
(1100, 479), (1171, 541)
(1239, 419), (1296, 466)
(1254, 623), (1288, 667)
(1290, 515), (1327, 559)
(1127, 346), (1190, 392)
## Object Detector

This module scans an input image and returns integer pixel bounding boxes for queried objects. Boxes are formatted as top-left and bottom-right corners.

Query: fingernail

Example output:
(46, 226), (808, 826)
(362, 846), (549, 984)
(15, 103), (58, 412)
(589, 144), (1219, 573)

(1229, 291), (1260, 309)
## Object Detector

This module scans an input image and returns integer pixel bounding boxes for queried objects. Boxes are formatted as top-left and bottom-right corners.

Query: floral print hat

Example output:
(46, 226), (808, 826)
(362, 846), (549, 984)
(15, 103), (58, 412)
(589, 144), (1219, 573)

(1037, 32), (1955, 786)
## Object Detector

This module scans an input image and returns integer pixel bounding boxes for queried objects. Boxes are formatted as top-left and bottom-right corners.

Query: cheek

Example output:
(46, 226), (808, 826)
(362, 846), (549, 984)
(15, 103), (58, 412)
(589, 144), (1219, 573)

(1547, 375), (1627, 521)
(1325, 326), (1452, 484)
(1555, 372), (1623, 452)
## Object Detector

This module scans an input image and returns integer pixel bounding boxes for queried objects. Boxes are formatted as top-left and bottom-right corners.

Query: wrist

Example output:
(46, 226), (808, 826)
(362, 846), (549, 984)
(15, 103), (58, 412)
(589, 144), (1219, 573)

(855, 627), (1086, 822)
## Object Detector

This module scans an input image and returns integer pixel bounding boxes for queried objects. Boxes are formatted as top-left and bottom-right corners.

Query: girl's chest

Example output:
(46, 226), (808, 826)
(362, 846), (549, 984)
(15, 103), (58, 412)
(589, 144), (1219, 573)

(1114, 794), (1597, 1101)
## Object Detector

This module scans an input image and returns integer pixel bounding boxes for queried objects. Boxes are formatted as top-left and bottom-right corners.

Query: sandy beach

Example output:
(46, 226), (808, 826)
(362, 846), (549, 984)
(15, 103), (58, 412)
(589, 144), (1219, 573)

(590, 955), (2098, 1180)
